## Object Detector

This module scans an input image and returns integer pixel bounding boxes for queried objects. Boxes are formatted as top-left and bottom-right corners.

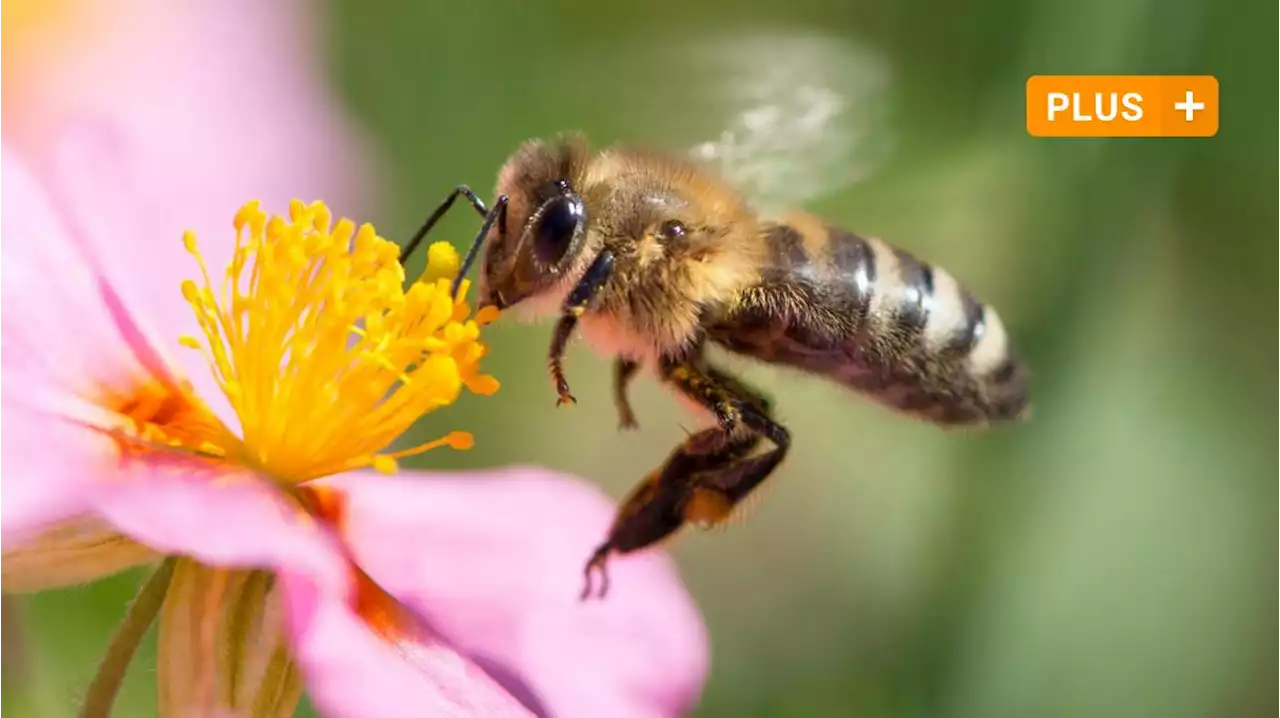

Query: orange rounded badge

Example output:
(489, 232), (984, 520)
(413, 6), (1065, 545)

(1026, 75), (1218, 138)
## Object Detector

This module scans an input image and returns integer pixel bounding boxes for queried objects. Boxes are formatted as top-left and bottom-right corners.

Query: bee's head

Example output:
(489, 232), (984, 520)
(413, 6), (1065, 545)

(475, 136), (592, 312)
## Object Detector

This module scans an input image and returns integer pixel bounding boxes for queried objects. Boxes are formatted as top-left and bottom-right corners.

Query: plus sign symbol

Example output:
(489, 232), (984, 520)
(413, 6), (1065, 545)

(1174, 89), (1205, 122)
(1163, 77), (1218, 136)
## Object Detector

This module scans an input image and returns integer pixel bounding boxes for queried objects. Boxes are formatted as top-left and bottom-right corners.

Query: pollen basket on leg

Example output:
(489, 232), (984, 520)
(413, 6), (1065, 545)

(179, 200), (500, 483)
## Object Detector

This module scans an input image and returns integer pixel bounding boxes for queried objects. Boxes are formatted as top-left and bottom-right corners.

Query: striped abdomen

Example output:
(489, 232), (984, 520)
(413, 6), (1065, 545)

(706, 217), (1029, 425)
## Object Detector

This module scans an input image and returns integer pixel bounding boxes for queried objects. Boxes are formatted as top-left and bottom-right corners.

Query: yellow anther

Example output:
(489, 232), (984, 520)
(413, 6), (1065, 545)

(233, 200), (263, 232)
(464, 375), (500, 396)
(445, 431), (474, 450)
(422, 242), (461, 284)
(474, 306), (502, 325)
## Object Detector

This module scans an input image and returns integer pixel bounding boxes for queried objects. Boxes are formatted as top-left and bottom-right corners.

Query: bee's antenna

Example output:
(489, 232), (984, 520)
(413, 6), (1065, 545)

(450, 195), (508, 300)
(400, 185), (490, 268)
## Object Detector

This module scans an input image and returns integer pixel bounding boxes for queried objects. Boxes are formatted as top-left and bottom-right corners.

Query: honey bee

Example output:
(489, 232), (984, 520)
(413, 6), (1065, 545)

(399, 134), (1030, 599)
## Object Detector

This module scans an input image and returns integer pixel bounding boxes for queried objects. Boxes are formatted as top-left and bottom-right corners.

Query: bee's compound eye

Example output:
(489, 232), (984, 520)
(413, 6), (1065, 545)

(533, 195), (585, 265)
(658, 219), (687, 240)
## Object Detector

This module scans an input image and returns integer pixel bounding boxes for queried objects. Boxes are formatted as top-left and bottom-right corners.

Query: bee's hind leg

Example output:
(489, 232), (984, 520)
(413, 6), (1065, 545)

(580, 426), (761, 600)
(686, 439), (791, 529)
(582, 353), (787, 599)
(656, 355), (791, 528)
(703, 364), (773, 418)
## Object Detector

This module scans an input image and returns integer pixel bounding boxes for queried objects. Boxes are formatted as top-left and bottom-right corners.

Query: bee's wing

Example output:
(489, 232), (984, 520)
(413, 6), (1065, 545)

(680, 31), (895, 215)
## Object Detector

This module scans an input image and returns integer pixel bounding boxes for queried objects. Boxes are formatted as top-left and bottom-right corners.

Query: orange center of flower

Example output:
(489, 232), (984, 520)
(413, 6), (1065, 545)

(299, 485), (414, 641)
(99, 377), (234, 462)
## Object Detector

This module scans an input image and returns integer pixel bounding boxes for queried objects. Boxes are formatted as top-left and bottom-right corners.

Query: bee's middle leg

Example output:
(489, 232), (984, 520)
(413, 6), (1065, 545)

(611, 356), (770, 434)
(613, 358), (642, 430)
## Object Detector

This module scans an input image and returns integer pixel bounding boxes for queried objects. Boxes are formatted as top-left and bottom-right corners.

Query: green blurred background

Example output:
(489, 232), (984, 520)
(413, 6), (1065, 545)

(5, 0), (1276, 716)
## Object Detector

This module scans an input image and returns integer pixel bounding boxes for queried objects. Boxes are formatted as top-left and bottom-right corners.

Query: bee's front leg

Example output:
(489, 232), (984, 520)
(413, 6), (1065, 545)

(547, 317), (580, 407)
(547, 251), (615, 407)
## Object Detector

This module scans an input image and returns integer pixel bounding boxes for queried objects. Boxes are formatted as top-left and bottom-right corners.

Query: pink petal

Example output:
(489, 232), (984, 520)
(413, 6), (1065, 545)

(0, 400), (99, 542)
(37, 124), (238, 425)
(89, 457), (348, 596)
(320, 468), (709, 718)
(280, 570), (535, 718)
(0, 145), (186, 539)
(92, 463), (539, 715)
(0, 138), (130, 537)
(0, 144), (173, 405)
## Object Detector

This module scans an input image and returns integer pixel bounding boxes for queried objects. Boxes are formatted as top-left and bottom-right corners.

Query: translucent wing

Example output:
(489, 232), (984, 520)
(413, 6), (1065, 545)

(680, 30), (896, 215)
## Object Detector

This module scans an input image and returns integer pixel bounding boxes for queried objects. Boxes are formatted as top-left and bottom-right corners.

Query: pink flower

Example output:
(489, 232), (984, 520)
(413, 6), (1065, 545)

(0, 137), (708, 716)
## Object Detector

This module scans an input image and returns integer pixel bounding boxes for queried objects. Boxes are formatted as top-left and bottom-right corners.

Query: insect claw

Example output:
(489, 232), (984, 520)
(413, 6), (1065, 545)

(580, 543), (612, 601)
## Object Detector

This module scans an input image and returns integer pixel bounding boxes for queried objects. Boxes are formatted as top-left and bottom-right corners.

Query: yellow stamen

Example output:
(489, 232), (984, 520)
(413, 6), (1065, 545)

(179, 200), (498, 483)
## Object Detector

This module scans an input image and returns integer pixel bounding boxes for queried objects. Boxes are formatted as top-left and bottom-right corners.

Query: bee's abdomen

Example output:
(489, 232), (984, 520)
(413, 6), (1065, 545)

(712, 220), (1029, 425)
(856, 230), (1028, 424)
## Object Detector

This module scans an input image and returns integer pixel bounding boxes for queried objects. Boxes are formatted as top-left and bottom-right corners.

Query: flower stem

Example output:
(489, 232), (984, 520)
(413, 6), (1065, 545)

(2, 596), (29, 685)
(81, 557), (177, 718)
(2, 596), (38, 712)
